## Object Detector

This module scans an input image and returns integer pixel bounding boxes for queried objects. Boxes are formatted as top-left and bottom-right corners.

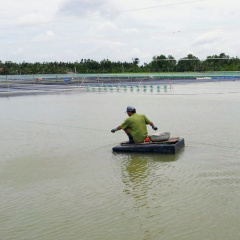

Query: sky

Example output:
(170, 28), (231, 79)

(0, 0), (240, 64)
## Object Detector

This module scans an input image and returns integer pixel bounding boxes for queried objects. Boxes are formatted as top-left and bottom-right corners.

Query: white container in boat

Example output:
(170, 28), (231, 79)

(149, 132), (170, 142)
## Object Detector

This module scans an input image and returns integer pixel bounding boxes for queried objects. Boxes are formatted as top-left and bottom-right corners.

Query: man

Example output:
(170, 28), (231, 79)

(111, 106), (158, 144)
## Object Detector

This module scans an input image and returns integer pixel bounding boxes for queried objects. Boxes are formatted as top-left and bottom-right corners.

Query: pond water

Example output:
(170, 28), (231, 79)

(1, 81), (240, 240)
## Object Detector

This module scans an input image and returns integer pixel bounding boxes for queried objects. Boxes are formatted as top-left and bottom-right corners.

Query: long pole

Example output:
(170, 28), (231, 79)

(6, 75), (9, 93)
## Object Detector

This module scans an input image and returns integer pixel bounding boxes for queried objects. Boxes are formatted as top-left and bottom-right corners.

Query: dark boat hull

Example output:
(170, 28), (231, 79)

(113, 138), (185, 154)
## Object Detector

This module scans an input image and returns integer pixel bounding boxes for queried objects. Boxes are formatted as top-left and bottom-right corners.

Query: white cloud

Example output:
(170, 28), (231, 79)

(33, 31), (56, 42)
(82, 39), (126, 61)
(97, 39), (125, 50)
(98, 2), (121, 19)
(0, 0), (240, 63)
(18, 13), (47, 26)
(124, 28), (139, 34)
(12, 48), (24, 55)
(95, 22), (118, 33)
(193, 30), (224, 45)
(58, 0), (120, 19)
(58, 0), (103, 17)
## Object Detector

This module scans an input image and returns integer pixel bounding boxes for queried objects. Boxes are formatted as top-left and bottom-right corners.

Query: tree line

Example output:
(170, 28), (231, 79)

(0, 53), (240, 75)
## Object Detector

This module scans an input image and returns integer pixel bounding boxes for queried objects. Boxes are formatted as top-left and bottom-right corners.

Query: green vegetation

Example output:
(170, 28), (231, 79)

(1, 53), (240, 75)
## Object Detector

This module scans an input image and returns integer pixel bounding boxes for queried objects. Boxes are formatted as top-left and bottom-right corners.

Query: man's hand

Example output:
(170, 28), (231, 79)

(111, 128), (117, 133)
(152, 126), (158, 131)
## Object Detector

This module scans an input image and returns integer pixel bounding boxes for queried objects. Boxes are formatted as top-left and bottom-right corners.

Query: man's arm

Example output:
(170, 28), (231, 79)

(149, 122), (154, 128)
(149, 122), (158, 130)
(111, 117), (130, 133)
(111, 126), (122, 133)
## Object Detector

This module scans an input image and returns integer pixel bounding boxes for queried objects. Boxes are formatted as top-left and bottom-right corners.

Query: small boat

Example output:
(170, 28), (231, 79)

(113, 137), (185, 154)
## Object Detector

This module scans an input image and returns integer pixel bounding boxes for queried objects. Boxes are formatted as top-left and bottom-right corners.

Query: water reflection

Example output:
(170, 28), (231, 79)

(123, 156), (150, 200)
(120, 153), (179, 202)
(118, 153), (180, 239)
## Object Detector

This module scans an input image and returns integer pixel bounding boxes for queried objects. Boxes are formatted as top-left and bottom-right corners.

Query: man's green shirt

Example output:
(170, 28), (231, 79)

(121, 113), (151, 143)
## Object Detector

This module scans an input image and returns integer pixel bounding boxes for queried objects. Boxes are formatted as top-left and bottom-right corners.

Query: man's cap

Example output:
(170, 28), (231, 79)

(126, 106), (135, 112)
